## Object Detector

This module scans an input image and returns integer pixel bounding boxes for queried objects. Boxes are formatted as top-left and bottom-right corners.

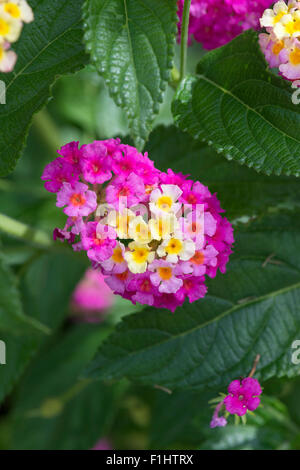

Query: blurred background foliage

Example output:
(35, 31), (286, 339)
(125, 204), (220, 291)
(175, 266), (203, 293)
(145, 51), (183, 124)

(1, 42), (300, 450)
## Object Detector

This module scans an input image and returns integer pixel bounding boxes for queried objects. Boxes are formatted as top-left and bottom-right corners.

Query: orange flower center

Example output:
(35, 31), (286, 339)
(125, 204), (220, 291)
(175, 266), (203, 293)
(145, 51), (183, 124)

(70, 193), (86, 206)
(190, 251), (205, 265)
(158, 267), (173, 281)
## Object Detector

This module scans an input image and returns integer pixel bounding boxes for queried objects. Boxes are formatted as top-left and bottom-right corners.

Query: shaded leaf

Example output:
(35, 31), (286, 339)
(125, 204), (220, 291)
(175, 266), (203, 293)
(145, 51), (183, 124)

(84, 210), (300, 390)
(172, 31), (300, 176)
(0, 0), (88, 176)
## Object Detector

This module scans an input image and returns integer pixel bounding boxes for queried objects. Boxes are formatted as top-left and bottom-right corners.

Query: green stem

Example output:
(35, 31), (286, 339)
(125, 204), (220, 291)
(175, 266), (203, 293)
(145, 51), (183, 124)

(180, 0), (192, 82)
(32, 109), (61, 155)
(0, 213), (53, 248)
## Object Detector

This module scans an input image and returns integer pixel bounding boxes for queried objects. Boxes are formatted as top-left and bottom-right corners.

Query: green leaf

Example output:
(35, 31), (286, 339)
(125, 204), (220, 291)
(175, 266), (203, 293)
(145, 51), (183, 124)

(199, 425), (286, 450)
(12, 324), (119, 450)
(84, 210), (300, 391)
(20, 251), (88, 330)
(83, 0), (177, 149)
(0, 251), (87, 405)
(146, 126), (300, 220)
(172, 30), (300, 177)
(0, 0), (88, 177)
(0, 254), (49, 335)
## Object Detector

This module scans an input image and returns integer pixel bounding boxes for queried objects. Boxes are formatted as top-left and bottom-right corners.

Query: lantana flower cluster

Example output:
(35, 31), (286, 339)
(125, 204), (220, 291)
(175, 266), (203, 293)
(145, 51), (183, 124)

(259, 1), (300, 84)
(210, 377), (263, 428)
(0, 0), (33, 73)
(210, 356), (263, 428)
(42, 139), (234, 312)
(177, 0), (273, 50)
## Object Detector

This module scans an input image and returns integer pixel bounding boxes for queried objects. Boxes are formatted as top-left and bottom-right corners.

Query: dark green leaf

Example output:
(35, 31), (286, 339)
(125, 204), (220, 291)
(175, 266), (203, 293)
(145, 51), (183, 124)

(0, 254), (49, 335)
(12, 324), (119, 450)
(0, 250), (86, 405)
(172, 30), (300, 176)
(83, 0), (177, 149)
(0, 0), (88, 176)
(84, 210), (300, 390)
(146, 126), (300, 220)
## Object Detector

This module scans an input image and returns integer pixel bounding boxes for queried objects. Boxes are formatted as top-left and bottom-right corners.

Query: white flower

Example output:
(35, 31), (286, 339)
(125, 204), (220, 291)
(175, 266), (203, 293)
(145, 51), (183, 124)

(274, 10), (300, 39)
(124, 242), (155, 274)
(148, 213), (179, 241)
(149, 184), (182, 216)
(260, 1), (289, 28)
(1, 1), (34, 23)
(157, 237), (195, 263)
(0, 11), (22, 42)
(106, 209), (135, 239)
(0, 40), (16, 72)
(128, 216), (152, 244)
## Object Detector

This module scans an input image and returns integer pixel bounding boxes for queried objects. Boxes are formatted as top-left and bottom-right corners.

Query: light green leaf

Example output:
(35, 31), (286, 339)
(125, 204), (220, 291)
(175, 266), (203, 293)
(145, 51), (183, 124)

(83, 0), (177, 149)
(84, 210), (300, 390)
(0, 0), (88, 177)
(172, 30), (300, 176)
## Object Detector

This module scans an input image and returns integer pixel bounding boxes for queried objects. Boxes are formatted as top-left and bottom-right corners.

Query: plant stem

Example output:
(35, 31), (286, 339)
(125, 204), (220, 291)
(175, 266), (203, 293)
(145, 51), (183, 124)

(0, 213), (53, 248)
(180, 0), (192, 82)
(32, 109), (61, 155)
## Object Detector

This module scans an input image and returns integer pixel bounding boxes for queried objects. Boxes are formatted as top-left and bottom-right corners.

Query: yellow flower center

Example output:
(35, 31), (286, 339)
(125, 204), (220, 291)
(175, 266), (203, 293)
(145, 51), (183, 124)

(158, 267), (173, 280)
(285, 18), (300, 35)
(166, 238), (183, 255)
(0, 18), (10, 36)
(272, 41), (284, 55)
(112, 246), (124, 264)
(4, 3), (21, 18)
(132, 247), (150, 264)
(290, 48), (300, 65)
(0, 45), (4, 61)
(274, 11), (286, 24)
(157, 195), (172, 211)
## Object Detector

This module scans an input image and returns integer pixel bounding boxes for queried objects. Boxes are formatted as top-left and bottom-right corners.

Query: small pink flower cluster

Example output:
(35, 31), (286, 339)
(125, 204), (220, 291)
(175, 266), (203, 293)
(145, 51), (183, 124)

(259, 1), (300, 85)
(41, 139), (234, 312)
(210, 377), (263, 428)
(177, 0), (272, 50)
(210, 356), (263, 428)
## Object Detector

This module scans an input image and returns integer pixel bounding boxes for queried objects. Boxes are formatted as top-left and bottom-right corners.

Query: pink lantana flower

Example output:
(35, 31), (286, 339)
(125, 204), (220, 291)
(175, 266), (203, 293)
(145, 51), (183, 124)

(224, 377), (263, 417)
(57, 141), (82, 169)
(81, 221), (116, 263)
(185, 244), (219, 277)
(81, 141), (112, 184)
(100, 241), (127, 274)
(149, 260), (184, 294)
(56, 182), (97, 217)
(127, 272), (158, 306)
(106, 173), (146, 209)
(105, 269), (133, 295)
(279, 38), (300, 79)
(175, 275), (207, 303)
(41, 157), (78, 193)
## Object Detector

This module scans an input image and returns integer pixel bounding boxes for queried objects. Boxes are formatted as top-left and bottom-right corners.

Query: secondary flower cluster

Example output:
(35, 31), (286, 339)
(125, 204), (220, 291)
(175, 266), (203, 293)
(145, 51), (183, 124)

(42, 139), (234, 312)
(177, 0), (273, 50)
(210, 377), (263, 428)
(259, 1), (300, 83)
(0, 0), (33, 72)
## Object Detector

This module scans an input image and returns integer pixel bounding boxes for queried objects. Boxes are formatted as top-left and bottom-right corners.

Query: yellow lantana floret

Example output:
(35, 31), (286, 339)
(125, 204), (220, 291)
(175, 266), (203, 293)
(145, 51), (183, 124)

(124, 242), (155, 274)
(129, 216), (152, 244)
